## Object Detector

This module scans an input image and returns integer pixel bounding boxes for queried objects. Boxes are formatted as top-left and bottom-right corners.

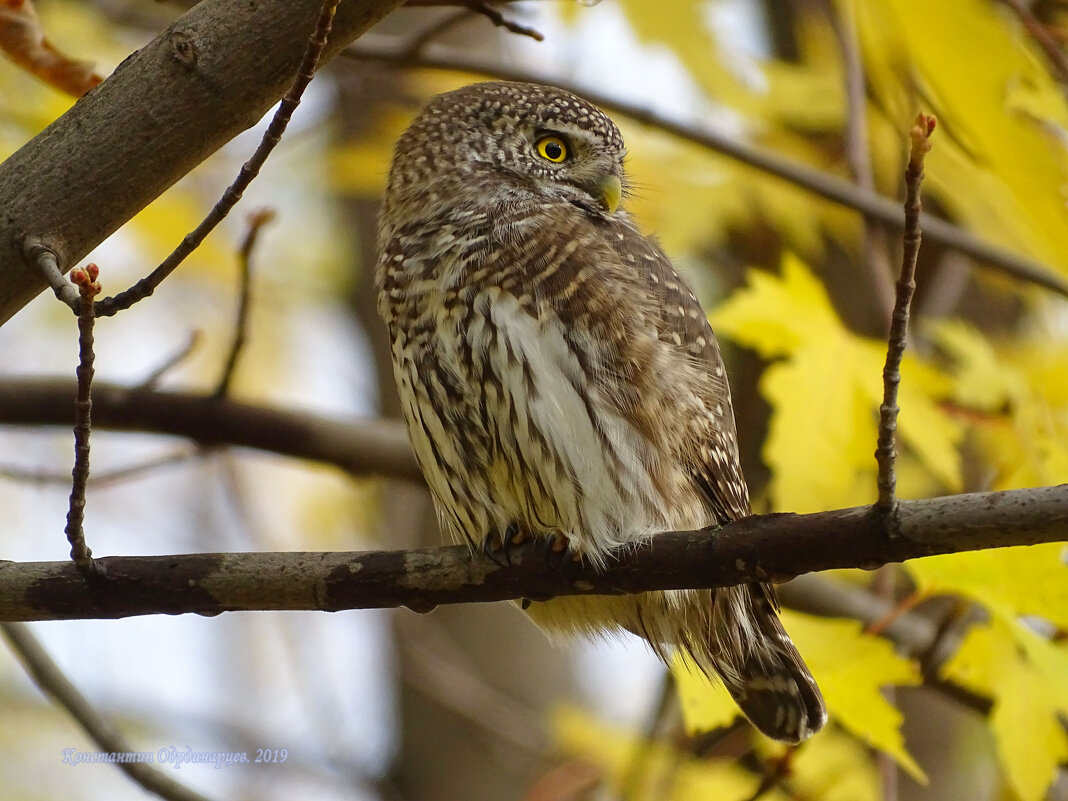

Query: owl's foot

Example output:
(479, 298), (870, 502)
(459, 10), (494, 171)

(541, 532), (581, 570)
(481, 523), (529, 567)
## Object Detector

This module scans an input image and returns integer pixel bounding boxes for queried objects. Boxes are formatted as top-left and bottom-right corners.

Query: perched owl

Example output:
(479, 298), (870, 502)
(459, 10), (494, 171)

(376, 81), (826, 743)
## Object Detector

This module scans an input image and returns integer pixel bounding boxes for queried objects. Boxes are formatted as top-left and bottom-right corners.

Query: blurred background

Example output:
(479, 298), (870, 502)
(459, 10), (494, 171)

(1, 1), (1067, 799)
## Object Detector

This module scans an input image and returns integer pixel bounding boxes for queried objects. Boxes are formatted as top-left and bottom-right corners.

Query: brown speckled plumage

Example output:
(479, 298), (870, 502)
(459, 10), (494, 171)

(376, 81), (825, 743)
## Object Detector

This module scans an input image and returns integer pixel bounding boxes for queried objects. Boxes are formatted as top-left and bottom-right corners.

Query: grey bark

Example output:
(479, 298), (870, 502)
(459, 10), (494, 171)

(0, 0), (405, 325)
(1, 484), (1064, 621)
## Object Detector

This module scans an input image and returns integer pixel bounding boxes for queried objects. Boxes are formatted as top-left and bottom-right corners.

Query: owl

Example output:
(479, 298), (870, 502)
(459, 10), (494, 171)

(376, 81), (826, 743)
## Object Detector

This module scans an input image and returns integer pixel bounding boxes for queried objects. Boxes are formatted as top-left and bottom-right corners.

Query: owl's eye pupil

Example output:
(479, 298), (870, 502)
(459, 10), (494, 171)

(536, 136), (568, 163)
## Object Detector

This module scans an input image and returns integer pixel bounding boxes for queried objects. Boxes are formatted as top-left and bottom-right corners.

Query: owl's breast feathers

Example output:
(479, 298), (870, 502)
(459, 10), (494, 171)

(378, 199), (749, 557)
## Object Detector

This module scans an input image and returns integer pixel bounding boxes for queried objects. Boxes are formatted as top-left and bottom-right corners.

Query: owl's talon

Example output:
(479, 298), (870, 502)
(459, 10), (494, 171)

(481, 532), (508, 567)
(503, 523), (529, 549)
(482, 524), (531, 567)
(542, 533), (575, 571)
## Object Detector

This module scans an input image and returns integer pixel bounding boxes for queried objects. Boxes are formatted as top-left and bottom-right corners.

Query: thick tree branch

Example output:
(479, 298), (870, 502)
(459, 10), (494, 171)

(0, 484), (1064, 621)
(0, 377), (420, 482)
(0, 0), (406, 326)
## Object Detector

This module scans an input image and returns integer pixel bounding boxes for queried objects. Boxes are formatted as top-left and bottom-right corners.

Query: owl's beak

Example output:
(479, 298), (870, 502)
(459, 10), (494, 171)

(597, 174), (622, 215)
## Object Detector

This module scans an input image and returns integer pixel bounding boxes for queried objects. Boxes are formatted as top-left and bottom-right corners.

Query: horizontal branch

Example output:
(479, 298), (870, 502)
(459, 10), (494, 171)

(0, 377), (420, 482)
(1, 484), (1064, 621)
(345, 39), (1068, 299)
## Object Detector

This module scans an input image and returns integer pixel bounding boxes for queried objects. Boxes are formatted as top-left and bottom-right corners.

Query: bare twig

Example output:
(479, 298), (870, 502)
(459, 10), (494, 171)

(999, 0), (1068, 88)
(468, 1), (544, 41)
(875, 115), (935, 514)
(833, 0), (896, 324)
(137, 331), (202, 389)
(26, 242), (81, 311)
(622, 673), (676, 801)
(92, 0), (341, 318)
(343, 40), (1068, 299)
(0, 449), (202, 488)
(0, 0), (407, 326)
(740, 748), (796, 801)
(405, 0), (544, 41)
(0, 482), (1065, 622)
(869, 567), (901, 801)
(401, 8), (476, 57)
(214, 208), (276, 397)
(65, 265), (103, 577)
(1, 622), (214, 801)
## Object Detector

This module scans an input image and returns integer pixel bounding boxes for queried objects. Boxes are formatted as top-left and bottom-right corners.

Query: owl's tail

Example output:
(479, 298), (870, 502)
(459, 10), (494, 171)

(529, 584), (826, 743)
(702, 583), (826, 743)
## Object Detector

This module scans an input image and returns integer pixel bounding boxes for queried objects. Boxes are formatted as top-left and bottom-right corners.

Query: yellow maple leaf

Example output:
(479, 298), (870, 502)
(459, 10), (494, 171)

(852, 0), (1068, 277)
(783, 611), (925, 782)
(906, 543), (1068, 630)
(754, 725), (882, 801)
(942, 616), (1068, 801)
(674, 611), (924, 782)
(711, 252), (840, 359)
(551, 704), (779, 801)
(673, 651), (742, 734)
(929, 321), (1068, 491)
(711, 254), (962, 512)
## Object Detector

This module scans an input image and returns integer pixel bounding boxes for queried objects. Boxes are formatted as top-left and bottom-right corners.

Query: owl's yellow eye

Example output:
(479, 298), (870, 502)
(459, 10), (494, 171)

(535, 136), (569, 163)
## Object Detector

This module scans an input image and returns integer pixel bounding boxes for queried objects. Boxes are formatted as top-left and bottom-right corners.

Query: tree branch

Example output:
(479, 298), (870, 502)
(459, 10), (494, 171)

(0, 484), (1064, 621)
(0, 377), (420, 482)
(0, 0), (407, 326)
(343, 38), (1068, 300)
(1, 622), (214, 801)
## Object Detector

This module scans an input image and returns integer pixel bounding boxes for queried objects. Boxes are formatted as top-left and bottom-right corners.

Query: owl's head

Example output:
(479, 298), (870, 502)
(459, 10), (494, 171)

(384, 81), (627, 219)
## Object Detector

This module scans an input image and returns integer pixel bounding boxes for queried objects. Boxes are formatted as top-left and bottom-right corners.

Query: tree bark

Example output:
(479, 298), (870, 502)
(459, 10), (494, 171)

(0, 377), (420, 482)
(1, 484), (1064, 621)
(0, 0), (405, 325)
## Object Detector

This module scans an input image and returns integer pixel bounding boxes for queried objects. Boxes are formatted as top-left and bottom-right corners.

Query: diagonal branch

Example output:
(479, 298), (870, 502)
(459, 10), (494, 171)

(0, 484), (1064, 622)
(343, 39), (1068, 300)
(1, 622), (214, 801)
(0, 0), (407, 326)
(93, 0), (340, 317)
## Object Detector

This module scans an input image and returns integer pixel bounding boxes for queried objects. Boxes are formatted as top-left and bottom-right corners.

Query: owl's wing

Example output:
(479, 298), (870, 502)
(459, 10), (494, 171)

(603, 218), (751, 524)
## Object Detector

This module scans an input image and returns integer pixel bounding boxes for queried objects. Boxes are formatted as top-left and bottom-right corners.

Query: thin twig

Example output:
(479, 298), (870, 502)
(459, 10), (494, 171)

(343, 40), (1068, 299)
(469, 1), (544, 41)
(833, 0), (896, 325)
(137, 331), (202, 389)
(92, 0), (341, 318)
(402, 8), (476, 58)
(214, 208), (275, 397)
(65, 264), (103, 577)
(875, 115), (935, 515)
(0, 449), (202, 487)
(870, 566), (900, 801)
(0, 622), (214, 801)
(999, 0), (1068, 88)
(622, 673), (676, 801)
(405, 0), (544, 41)
(865, 590), (922, 638)
(740, 748), (796, 801)
(26, 242), (81, 311)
